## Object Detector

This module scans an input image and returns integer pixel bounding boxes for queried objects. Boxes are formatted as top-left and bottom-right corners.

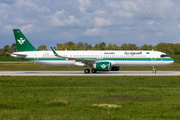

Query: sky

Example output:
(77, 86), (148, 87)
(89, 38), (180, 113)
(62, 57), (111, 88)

(0, 0), (180, 49)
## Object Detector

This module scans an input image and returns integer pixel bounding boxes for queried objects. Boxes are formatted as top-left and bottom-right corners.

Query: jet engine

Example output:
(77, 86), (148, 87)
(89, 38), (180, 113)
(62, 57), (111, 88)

(92, 62), (111, 71)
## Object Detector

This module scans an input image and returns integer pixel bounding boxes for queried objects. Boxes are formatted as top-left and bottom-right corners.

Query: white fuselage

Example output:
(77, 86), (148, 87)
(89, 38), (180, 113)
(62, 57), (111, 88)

(11, 50), (174, 67)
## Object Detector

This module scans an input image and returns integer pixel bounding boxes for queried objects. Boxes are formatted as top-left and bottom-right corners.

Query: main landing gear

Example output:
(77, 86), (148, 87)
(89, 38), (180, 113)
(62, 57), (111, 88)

(84, 69), (90, 73)
(91, 69), (97, 73)
(84, 69), (97, 74)
(152, 66), (156, 74)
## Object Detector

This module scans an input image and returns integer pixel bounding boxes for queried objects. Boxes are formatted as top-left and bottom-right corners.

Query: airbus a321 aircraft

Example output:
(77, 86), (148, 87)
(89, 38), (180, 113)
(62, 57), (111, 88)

(11, 29), (174, 74)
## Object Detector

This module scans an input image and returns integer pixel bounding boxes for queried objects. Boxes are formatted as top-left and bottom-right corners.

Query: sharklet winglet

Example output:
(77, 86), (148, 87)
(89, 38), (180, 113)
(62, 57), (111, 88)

(51, 47), (60, 57)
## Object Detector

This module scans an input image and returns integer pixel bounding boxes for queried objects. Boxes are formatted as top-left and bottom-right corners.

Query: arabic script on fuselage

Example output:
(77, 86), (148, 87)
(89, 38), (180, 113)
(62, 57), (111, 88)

(124, 52), (142, 56)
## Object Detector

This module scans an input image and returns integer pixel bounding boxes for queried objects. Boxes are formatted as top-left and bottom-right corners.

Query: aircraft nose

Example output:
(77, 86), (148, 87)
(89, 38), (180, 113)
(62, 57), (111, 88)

(171, 57), (174, 63)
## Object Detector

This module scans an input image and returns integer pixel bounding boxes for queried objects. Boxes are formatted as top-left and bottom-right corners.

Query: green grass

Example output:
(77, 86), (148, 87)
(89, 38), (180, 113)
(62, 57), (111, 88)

(0, 56), (25, 61)
(170, 55), (180, 63)
(121, 63), (180, 71)
(1, 76), (180, 119)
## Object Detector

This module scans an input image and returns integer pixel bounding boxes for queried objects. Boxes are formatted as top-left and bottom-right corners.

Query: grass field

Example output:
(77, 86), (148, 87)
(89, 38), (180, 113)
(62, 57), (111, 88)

(0, 56), (25, 61)
(1, 76), (180, 119)
(170, 55), (180, 63)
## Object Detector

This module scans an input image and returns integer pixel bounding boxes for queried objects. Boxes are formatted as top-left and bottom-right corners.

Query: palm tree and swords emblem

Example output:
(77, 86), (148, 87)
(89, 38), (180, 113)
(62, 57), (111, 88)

(101, 64), (107, 69)
(17, 38), (26, 45)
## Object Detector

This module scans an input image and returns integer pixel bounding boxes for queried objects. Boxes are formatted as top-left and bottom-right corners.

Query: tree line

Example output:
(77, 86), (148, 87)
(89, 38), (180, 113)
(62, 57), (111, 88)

(34, 42), (180, 55)
(0, 42), (180, 57)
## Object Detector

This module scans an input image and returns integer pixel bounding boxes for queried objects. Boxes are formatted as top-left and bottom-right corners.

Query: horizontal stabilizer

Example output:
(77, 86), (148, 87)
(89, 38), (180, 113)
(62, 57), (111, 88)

(10, 53), (27, 58)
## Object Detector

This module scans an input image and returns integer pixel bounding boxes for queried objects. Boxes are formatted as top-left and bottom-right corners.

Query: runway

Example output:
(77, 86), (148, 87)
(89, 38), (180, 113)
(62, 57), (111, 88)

(0, 71), (180, 76)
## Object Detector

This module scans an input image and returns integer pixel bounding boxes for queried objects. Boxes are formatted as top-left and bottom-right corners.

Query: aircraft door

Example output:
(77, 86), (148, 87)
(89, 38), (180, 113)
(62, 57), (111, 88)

(151, 51), (156, 61)
(97, 53), (103, 59)
(34, 52), (39, 61)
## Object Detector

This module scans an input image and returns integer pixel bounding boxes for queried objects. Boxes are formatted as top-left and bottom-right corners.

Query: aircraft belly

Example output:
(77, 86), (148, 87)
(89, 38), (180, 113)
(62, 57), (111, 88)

(38, 61), (75, 66)
(113, 61), (170, 67)
(148, 61), (174, 66)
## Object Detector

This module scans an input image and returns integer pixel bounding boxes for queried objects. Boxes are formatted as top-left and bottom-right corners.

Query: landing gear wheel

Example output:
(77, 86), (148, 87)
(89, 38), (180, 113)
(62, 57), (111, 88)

(152, 70), (156, 74)
(91, 69), (97, 73)
(84, 69), (90, 74)
(152, 66), (156, 74)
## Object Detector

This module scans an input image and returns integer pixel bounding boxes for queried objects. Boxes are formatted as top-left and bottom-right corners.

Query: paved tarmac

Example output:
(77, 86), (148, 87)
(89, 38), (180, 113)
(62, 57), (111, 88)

(0, 71), (180, 76)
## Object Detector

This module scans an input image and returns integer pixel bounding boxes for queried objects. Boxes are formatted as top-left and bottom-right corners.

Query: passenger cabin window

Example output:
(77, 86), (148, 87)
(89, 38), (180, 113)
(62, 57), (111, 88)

(161, 54), (168, 57)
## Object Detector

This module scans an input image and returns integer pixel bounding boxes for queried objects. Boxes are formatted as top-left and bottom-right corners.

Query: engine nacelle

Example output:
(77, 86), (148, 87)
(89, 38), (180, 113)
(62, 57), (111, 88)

(93, 62), (111, 71)
(111, 66), (120, 71)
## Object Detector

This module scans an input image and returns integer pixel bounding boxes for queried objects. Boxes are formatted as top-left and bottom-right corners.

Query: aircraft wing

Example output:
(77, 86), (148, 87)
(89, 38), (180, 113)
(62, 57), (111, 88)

(51, 47), (96, 66)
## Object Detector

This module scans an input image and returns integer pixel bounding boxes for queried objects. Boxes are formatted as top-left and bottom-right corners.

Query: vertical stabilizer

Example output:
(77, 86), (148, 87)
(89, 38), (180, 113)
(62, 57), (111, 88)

(13, 29), (38, 52)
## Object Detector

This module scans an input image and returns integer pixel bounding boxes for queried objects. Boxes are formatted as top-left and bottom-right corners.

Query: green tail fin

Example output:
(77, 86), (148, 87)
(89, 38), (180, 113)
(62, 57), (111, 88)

(13, 29), (39, 52)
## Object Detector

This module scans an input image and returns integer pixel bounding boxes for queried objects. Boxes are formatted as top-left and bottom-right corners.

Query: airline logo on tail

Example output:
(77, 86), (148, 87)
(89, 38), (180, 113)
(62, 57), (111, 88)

(101, 64), (106, 69)
(17, 38), (25, 45)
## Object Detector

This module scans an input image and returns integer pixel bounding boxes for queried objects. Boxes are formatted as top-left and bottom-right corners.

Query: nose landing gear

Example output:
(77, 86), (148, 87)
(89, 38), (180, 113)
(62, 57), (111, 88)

(152, 66), (156, 74)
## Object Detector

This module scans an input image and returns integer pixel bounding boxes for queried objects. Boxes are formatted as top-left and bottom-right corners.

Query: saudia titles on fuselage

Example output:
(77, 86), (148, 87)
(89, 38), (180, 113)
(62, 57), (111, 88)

(104, 52), (142, 55)
(104, 52), (115, 54)
(124, 52), (142, 56)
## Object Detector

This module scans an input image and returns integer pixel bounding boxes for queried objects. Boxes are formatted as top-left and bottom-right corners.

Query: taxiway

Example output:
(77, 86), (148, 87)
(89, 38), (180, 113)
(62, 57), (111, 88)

(0, 71), (180, 76)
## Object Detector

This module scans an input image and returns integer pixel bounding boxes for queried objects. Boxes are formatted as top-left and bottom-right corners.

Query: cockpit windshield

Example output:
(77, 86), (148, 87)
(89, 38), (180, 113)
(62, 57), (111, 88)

(161, 54), (169, 57)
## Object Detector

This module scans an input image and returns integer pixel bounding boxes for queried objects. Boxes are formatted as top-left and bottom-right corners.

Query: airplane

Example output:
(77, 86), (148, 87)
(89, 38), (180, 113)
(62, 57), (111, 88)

(11, 29), (174, 74)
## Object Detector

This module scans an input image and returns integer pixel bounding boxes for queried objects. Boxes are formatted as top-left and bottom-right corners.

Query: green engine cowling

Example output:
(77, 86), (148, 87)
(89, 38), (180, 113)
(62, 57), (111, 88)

(93, 62), (111, 71)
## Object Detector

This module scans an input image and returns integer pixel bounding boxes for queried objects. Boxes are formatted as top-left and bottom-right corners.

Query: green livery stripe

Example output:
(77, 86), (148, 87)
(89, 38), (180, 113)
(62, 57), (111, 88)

(22, 57), (172, 60)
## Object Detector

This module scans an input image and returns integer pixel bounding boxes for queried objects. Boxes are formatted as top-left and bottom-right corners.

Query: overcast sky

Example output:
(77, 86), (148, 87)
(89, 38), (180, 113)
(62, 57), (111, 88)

(0, 0), (180, 49)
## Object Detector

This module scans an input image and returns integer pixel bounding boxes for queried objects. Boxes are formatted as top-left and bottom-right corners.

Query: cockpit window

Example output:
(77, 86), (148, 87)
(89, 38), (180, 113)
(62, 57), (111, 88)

(161, 54), (169, 57)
